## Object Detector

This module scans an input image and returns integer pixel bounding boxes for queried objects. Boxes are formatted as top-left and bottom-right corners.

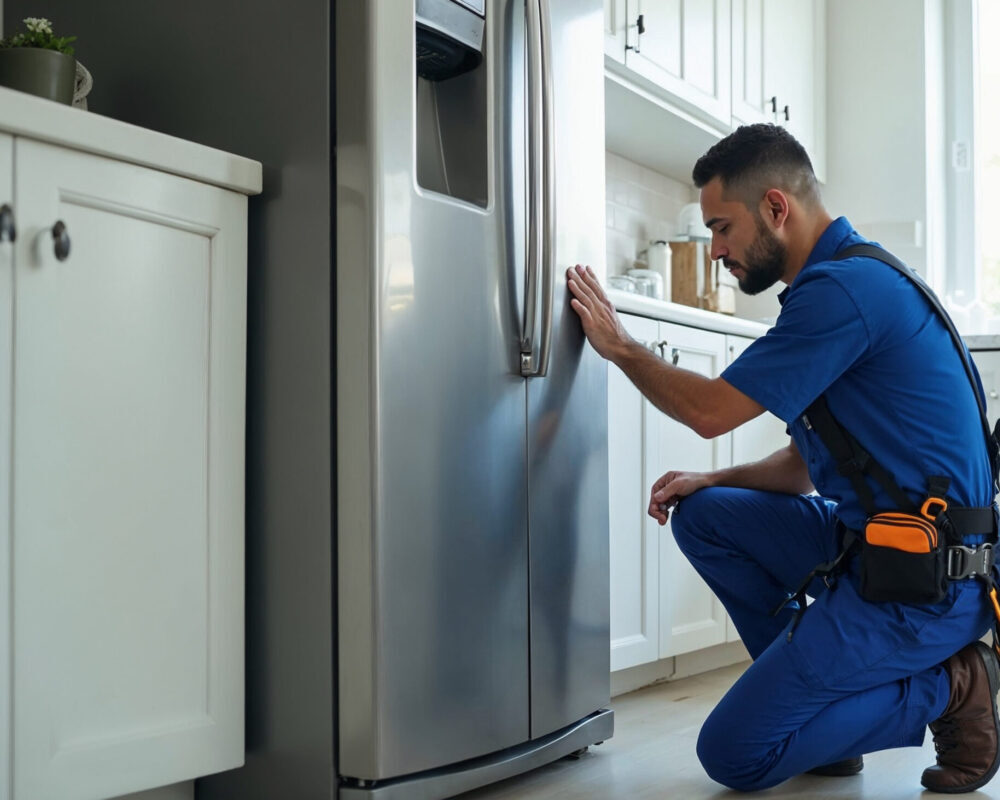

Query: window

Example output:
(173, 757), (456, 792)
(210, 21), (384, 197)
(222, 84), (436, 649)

(947, 0), (1000, 333)
(976, 0), (1000, 321)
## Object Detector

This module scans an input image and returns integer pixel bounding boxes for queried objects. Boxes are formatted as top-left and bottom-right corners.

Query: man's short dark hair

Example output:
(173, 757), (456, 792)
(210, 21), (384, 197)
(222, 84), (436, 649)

(692, 124), (820, 208)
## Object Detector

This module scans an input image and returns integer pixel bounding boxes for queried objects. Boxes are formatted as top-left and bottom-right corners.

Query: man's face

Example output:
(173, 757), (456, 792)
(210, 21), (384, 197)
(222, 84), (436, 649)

(699, 178), (788, 296)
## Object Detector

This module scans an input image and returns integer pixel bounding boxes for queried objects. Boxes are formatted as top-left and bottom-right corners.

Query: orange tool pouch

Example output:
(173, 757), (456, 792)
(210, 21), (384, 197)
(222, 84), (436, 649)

(859, 498), (949, 605)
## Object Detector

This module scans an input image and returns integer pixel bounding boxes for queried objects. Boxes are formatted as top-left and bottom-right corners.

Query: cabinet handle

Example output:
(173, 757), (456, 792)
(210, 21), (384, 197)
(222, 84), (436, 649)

(671, 347), (680, 366)
(0, 204), (14, 243)
(783, 104), (790, 122)
(51, 220), (70, 261)
(770, 96), (778, 114)
(626, 14), (645, 53)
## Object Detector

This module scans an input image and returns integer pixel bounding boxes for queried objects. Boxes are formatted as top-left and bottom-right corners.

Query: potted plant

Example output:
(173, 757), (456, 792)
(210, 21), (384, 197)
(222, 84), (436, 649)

(0, 17), (77, 105)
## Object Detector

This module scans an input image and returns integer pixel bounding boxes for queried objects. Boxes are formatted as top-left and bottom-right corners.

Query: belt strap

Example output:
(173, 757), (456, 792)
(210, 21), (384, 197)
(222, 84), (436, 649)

(948, 506), (997, 537)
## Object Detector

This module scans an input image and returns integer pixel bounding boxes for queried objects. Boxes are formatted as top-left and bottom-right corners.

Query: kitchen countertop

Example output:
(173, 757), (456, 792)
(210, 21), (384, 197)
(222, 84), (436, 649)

(609, 289), (772, 338)
(0, 85), (262, 195)
(964, 335), (1000, 351)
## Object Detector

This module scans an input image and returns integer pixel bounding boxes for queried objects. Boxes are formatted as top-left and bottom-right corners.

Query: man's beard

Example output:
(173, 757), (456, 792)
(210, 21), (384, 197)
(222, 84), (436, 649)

(726, 217), (787, 296)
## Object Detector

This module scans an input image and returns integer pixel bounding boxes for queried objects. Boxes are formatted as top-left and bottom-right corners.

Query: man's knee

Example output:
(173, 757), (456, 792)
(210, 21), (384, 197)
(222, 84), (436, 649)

(670, 486), (727, 554)
(696, 710), (782, 792)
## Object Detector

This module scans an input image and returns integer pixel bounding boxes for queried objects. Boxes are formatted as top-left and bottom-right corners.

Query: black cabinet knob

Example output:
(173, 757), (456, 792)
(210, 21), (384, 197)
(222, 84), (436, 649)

(0, 204), (15, 243)
(52, 220), (70, 261)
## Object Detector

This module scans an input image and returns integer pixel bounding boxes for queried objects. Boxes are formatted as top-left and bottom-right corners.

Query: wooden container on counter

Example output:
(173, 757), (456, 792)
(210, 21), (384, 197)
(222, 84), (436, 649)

(669, 241), (708, 307)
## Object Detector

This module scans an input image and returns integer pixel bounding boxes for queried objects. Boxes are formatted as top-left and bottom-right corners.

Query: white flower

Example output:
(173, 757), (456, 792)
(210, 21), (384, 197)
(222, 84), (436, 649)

(23, 17), (53, 35)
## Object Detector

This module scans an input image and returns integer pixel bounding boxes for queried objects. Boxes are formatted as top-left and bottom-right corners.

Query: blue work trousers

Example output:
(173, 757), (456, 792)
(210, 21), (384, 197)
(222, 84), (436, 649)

(670, 487), (993, 791)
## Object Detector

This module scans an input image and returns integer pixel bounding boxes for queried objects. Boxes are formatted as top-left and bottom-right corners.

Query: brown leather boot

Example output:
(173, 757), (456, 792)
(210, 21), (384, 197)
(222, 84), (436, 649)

(921, 641), (1000, 793)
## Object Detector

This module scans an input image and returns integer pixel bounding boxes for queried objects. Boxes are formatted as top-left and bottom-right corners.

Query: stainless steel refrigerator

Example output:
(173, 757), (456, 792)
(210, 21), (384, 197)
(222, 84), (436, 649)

(336, 0), (611, 796)
(0, 0), (611, 796)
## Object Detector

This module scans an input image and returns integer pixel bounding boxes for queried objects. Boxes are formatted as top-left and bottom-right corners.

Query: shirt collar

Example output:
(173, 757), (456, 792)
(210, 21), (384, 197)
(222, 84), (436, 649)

(777, 216), (857, 306)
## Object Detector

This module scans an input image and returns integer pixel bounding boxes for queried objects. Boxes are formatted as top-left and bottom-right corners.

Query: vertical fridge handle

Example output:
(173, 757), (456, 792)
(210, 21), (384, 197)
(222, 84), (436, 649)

(520, 0), (555, 377)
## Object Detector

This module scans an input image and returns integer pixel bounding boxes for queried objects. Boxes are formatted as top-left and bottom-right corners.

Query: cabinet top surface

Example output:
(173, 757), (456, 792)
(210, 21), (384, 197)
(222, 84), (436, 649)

(0, 86), (262, 195)
(610, 289), (772, 338)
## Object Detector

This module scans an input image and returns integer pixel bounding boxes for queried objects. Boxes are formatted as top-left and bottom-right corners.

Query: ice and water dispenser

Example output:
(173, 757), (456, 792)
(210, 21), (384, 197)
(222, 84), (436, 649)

(415, 0), (488, 207)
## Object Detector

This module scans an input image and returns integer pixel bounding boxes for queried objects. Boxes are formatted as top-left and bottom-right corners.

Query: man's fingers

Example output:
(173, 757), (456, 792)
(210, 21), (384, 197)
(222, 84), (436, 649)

(569, 297), (593, 323)
(580, 265), (608, 297)
(569, 265), (602, 306)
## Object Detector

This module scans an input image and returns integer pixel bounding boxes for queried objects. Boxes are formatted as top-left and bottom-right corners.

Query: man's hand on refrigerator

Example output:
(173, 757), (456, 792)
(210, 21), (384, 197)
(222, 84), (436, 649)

(648, 470), (713, 526)
(566, 265), (631, 362)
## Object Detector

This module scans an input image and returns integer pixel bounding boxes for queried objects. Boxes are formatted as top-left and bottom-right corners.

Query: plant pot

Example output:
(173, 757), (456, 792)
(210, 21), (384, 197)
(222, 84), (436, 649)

(0, 48), (76, 105)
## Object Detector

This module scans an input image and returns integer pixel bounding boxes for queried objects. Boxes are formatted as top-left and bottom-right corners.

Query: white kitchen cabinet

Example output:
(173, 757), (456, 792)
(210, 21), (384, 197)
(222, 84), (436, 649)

(608, 315), (661, 670)
(762, 0), (826, 182)
(730, 0), (770, 126)
(730, 0), (827, 181)
(724, 334), (787, 642)
(605, 0), (629, 64)
(609, 318), (788, 670)
(0, 117), (253, 800)
(0, 132), (13, 800)
(622, 0), (733, 129)
(655, 321), (732, 657)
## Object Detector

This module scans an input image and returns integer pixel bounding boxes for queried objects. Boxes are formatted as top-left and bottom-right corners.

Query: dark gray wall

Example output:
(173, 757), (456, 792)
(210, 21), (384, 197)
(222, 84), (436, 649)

(2, 2), (336, 798)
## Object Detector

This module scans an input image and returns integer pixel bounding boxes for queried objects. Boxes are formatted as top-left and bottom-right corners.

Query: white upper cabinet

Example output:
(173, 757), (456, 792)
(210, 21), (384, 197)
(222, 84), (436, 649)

(605, 0), (825, 183)
(763, 0), (826, 181)
(732, 0), (827, 181)
(731, 0), (770, 125)
(623, 0), (733, 129)
(605, 0), (628, 63)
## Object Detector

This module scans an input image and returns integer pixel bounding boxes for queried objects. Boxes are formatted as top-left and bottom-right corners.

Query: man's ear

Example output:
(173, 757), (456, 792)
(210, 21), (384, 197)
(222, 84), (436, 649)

(759, 188), (790, 229)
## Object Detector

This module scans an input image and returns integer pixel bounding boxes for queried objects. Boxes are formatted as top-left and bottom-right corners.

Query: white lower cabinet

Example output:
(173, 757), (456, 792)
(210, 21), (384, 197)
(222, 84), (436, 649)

(0, 135), (248, 800)
(656, 322), (732, 658)
(608, 315), (660, 671)
(609, 315), (786, 671)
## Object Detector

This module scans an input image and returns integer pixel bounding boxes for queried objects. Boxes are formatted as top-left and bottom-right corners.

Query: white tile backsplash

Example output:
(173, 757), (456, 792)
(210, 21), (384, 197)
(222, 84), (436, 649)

(605, 151), (696, 276)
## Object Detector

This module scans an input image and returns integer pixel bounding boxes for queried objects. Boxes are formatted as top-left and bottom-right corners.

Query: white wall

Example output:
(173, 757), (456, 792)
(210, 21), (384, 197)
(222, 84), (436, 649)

(605, 151), (696, 277)
(823, 0), (934, 277)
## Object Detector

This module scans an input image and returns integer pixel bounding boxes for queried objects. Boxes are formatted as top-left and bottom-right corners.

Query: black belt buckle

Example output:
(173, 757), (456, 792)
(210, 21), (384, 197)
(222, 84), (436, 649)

(947, 544), (995, 580)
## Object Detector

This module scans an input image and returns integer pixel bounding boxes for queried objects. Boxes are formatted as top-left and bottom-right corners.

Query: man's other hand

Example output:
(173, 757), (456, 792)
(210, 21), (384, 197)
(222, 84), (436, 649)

(648, 470), (714, 526)
(566, 264), (631, 362)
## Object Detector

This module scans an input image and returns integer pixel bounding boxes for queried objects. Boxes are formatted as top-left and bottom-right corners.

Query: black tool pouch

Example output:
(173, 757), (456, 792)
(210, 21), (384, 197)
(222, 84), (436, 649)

(858, 511), (948, 604)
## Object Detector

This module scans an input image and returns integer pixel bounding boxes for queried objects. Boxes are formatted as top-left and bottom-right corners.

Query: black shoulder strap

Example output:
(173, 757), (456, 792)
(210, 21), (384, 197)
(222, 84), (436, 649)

(803, 395), (917, 515)
(832, 244), (1000, 490)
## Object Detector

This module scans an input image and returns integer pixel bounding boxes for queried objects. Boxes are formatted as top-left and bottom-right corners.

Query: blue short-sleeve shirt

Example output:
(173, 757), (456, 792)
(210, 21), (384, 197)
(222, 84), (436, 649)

(721, 216), (994, 532)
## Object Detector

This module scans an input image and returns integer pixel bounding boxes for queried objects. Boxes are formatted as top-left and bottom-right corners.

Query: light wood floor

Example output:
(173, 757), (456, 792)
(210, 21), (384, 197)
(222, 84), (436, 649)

(456, 662), (1000, 800)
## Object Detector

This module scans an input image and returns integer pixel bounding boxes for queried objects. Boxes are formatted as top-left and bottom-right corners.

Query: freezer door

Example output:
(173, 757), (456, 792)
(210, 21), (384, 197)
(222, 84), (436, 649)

(525, 0), (610, 739)
(337, 0), (532, 781)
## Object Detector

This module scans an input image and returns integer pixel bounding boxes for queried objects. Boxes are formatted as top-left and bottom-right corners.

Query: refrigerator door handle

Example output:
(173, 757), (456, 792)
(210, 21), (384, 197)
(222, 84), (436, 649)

(520, 0), (554, 377)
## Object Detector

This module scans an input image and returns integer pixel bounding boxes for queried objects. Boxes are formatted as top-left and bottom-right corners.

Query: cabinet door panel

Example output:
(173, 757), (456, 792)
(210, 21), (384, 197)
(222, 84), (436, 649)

(728, 335), (787, 466)
(725, 335), (786, 643)
(656, 323), (731, 657)
(12, 139), (244, 800)
(609, 314), (660, 670)
(628, 0), (732, 127)
(0, 133), (12, 800)
(763, 0), (818, 166)
(605, 0), (629, 62)
(731, 0), (771, 125)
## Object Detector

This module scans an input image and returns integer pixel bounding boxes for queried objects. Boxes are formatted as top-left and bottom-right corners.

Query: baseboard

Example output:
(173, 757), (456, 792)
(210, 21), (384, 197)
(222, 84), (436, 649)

(611, 640), (750, 697)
